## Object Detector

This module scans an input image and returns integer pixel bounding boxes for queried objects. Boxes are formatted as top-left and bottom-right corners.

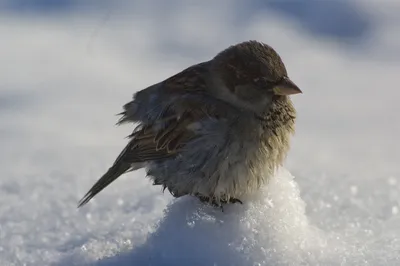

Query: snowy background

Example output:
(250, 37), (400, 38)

(1, 0), (400, 265)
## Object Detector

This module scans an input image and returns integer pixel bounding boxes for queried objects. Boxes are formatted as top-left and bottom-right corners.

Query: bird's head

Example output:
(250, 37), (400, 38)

(210, 40), (302, 114)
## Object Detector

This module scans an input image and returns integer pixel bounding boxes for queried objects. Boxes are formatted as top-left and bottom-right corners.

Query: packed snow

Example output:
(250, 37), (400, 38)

(1, 1), (400, 265)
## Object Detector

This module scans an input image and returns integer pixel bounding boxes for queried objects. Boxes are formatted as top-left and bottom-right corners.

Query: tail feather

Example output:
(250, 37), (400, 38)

(77, 163), (130, 208)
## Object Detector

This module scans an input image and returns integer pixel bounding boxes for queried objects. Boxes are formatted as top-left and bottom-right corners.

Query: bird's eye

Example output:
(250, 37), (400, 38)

(253, 77), (273, 90)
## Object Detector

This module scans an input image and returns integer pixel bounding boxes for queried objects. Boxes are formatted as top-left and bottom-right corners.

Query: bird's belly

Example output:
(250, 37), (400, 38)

(147, 130), (279, 201)
(146, 114), (293, 201)
(204, 141), (271, 200)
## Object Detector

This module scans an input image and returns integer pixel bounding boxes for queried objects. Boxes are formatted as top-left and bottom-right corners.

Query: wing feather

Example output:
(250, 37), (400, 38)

(77, 61), (228, 207)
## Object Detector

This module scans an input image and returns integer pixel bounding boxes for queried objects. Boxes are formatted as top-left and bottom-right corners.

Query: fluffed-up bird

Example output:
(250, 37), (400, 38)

(78, 40), (302, 208)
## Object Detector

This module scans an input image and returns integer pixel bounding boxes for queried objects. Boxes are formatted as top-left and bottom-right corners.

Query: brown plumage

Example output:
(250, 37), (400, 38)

(78, 40), (302, 208)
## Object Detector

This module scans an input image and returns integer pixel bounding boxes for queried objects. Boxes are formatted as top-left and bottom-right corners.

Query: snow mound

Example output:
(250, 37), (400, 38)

(95, 169), (357, 266)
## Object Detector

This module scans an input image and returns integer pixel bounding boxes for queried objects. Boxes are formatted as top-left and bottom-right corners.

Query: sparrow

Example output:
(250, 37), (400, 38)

(78, 40), (302, 209)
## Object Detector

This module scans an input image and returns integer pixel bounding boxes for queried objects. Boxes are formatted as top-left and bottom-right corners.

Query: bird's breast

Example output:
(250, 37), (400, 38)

(146, 114), (294, 201)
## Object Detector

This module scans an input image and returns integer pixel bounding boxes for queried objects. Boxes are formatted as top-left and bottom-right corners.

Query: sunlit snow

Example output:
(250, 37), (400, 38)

(1, 1), (400, 265)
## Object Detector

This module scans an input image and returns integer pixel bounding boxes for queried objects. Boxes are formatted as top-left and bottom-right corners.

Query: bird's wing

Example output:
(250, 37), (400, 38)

(117, 61), (213, 124)
(123, 111), (198, 161)
(116, 61), (226, 161)
(78, 62), (233, 207)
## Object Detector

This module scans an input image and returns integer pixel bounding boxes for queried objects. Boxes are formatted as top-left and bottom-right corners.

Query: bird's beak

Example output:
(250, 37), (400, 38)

(273, 77), (302, 95)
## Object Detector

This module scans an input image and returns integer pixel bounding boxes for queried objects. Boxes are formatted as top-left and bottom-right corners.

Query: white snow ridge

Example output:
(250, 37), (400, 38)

(90, 169), (357, 266)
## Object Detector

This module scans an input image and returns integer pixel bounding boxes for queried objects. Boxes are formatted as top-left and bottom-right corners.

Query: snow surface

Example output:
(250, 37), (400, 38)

(1, 1), (400, 265)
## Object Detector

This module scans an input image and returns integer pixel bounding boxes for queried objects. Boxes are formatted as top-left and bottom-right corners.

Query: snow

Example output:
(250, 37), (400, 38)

(96, 169), (334, 266)
(1, 1), (400, 265)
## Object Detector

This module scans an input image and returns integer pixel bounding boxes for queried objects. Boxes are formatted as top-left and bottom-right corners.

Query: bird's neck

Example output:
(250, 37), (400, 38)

(261, 96), (296, 134)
